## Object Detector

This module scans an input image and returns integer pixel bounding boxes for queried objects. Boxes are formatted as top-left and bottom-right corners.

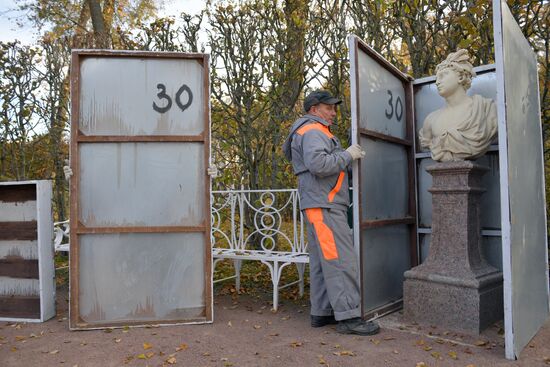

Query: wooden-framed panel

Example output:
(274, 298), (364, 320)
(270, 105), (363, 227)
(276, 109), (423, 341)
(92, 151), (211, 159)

(0, 180), (55, 322)
(349, 36), (418, 319)
(70, 50), (212, 329)
(494, 0), (549, 359)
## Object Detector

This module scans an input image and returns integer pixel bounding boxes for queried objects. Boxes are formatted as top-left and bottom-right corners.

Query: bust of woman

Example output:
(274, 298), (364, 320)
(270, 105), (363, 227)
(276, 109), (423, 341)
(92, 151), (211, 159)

(419, 49), (497, 162)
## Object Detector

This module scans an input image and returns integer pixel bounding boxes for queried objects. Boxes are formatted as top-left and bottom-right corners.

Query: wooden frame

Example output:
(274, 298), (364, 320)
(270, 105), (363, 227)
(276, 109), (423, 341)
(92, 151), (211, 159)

(349, 36), (418, 319)
(69, 50), (212, 329)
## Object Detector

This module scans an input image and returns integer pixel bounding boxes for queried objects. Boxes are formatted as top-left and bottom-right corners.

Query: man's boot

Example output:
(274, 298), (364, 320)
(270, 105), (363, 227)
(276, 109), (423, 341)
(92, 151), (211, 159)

(336, 317), (380, 335)
(311, 315), (338, 328)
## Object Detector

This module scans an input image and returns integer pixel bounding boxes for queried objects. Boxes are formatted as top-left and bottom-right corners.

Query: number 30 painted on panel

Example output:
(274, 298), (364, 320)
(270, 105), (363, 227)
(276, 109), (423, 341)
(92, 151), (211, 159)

(384, 90), (403, 122)
(153, 83), (193, 113)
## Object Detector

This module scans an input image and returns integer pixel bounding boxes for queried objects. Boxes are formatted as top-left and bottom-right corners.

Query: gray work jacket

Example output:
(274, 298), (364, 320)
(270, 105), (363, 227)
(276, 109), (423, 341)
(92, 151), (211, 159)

(283, 114), (353, 210)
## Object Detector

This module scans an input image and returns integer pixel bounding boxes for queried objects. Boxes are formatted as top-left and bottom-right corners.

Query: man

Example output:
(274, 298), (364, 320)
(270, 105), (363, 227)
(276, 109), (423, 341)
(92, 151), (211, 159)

(282, 90), (380, 335)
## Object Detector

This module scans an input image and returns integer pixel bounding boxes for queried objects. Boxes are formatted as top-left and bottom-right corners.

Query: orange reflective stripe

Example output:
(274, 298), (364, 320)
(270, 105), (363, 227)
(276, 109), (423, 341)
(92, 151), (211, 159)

(296, 123), (334, 138)
(305, 208), (338, 260)
(328, 171), (345, 202)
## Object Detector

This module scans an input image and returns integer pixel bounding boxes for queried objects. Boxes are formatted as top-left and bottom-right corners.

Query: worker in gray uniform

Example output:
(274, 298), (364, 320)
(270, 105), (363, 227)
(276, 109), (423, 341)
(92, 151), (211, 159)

(282, 90), (380, 335)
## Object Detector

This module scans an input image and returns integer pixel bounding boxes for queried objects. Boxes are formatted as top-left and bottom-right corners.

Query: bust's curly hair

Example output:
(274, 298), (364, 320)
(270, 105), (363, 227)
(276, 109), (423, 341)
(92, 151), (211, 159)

(435, 49), (476, 90)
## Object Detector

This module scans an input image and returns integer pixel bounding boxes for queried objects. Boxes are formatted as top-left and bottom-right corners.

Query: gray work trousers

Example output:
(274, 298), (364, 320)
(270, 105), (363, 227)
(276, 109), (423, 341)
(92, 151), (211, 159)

(304, 207), (361, 321)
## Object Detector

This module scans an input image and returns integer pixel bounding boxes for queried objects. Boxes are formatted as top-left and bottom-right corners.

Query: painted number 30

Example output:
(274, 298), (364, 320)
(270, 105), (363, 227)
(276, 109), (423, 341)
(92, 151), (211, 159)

(152, 83), (193, 113)
(384, 90), (403, 122)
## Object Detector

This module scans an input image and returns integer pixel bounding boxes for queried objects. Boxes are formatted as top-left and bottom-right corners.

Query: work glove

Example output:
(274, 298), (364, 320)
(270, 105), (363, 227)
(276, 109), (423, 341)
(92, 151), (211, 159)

(207, 164), (219, 178)
(345, 144), (366, 160)
(63, 159), (73, 180)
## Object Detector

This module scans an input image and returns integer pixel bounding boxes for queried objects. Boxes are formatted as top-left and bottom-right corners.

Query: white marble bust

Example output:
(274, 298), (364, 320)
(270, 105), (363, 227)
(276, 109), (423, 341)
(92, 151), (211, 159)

(419, 49), (497, 162)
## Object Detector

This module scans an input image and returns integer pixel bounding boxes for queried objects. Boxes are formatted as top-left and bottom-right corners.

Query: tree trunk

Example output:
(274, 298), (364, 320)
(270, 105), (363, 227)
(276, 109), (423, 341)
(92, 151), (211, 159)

(87, 0), (110, 48)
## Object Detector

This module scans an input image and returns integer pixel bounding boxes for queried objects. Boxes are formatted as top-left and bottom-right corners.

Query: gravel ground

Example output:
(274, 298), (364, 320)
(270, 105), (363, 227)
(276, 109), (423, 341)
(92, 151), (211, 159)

(1, 284), (549, 367)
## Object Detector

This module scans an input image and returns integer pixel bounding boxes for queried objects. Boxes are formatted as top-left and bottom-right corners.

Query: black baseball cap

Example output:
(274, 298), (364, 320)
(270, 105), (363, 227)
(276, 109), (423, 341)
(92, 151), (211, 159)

(304, 90), (342, 112)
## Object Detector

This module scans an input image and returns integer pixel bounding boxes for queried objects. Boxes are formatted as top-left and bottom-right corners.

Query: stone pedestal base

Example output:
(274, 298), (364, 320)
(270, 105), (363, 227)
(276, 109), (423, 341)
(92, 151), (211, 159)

(404, 272), (503, 334)
(403, 161), (503, 334)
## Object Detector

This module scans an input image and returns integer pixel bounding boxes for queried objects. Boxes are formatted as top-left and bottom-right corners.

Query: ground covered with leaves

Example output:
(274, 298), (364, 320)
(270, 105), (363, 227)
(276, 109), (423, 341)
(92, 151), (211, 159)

(1, 259), (550, 367)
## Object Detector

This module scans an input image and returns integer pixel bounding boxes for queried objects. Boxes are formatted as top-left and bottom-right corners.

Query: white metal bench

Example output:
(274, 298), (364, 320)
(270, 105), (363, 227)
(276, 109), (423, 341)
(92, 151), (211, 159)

(53, 189), (309, 311)
(211, 189), (308, 311)
(53, 220), (70, 252)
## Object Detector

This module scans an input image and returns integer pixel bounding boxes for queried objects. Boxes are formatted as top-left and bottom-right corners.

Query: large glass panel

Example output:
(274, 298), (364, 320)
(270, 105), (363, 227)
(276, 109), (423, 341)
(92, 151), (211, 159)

(416, 157), (434, 228)
(360, 137), (408, 221)
(79, 233), (205, 324)
(357, 51), (406, 139)
(361, 225), (411, 311)
(497, 0), (549, 357)
(79, 142), (205, 227)
(477, 152), (501, 229)
(79, 57), (205, 136)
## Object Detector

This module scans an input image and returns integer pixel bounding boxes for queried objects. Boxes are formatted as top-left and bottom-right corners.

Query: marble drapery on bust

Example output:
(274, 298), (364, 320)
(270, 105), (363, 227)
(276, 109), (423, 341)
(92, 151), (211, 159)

(419, 49), (497, 162)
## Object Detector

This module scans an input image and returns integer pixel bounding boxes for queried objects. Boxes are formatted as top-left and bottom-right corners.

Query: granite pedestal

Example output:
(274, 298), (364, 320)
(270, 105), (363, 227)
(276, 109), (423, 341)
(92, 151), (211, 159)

(404, 161), (503, 334)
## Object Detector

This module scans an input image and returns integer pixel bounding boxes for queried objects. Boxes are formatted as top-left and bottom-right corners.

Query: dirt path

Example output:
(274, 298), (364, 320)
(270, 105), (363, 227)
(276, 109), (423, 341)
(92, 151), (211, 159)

(1, 285), (549, 367)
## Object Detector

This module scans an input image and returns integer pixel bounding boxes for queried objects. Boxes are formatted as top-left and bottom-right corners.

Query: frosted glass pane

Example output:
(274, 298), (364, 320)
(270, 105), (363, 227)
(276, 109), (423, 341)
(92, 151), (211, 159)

(79, 233), (205, 323)
(361, 225), (411, 311)
(79, 57), (205, 136)
(360, 137), (408, 220)
(358, 51), (406, 138)
(79, 143), (205, 227)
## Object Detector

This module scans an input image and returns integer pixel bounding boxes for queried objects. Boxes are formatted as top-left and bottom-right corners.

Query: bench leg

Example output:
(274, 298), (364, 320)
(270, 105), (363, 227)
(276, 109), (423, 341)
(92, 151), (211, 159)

(296, 263), (306, 298)
(232, 259), (242, 292)
(261, 260), (294, 312)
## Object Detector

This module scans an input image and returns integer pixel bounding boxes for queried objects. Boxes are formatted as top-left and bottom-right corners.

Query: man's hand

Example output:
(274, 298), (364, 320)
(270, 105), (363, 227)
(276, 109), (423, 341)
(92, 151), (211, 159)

(63, 159), (73, 181)
(207, 165), (219, 178)
(345, 144), (366, 160)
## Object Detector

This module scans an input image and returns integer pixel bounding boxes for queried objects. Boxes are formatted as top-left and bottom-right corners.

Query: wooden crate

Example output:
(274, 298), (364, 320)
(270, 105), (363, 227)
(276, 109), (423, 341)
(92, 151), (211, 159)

(0, 180), (55, 322)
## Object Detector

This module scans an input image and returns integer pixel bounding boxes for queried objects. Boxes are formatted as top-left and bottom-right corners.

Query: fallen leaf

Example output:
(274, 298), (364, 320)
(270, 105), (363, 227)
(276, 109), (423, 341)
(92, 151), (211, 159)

(11, 347), (17, 352)
(383, 336), (395, 341)
(369, 338), (380, 345)
(415, 363), (428, 367)
(253, 325), (262, 329)
(416, 339), (426, 346)
(430, 351), (441, 360)
(448, 351), (458, 360)
(393, 350), (399, 354)
(269, 333), (279, 337)
(464, 348), (473, 354)
(290, 341), (303, 347)
(114, 338), (121, 343)
(435, 339), (445, 344)
(544, 356), (550, 364)
(474, 340), (488, 347)
(318, 355), (327, 365)
(202, 352), (210, 356)
(227, 321), (232, 327)
(137, 354), (147, 360)
(176, 343), (188, 352)
(15, 336), (25, 341)
(143, 342), (153, 350)
(423, 346), (432, 351)
(50, 350), (60, 355)
(146, 352), (154, 358)
(333, 350), (355, 356)
(103, 328), (113, 333)
(165, 356), (177, 365)
(466, 365), (476, 367)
